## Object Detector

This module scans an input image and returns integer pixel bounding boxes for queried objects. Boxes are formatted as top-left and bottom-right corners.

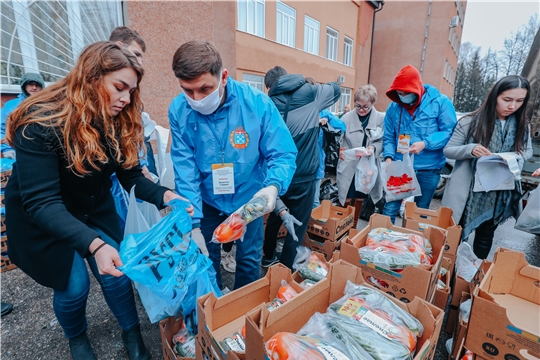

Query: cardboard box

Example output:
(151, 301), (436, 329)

(301, 232), (348, 261)
(244, 259), (445, 360)
(340, 214), (445, 303)
(158, 317), (195, 360)
(1, 214), (5, 234)
(450, 260), (491, 307)
(434, 257), (452, 311)
(1, 234), (16, 272)
(307, 200), (355, 241)
(1, 234), (7, 253)
(0, 169), (11, 190)
(404, 202), (462, 257)
(451, 293), (471, 360)
(197, 264), (302, 360)
(466, 248), (540, 360)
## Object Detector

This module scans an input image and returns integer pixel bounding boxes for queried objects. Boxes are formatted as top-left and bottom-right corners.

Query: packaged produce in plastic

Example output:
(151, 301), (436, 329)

(327, 281), (423, 360)
(337, 147), (371, 173)
(455, 242), (481, 282)
(355, 155), (379, 194)
(172, 322), (196, 357)
(266, 280), (298, 312)
(293, 247), (329, 282)
(298, 312), (375, 360)
(359, 228), (433, 271)
(212, 197), (267, 243)
(266, 332), (351, 360)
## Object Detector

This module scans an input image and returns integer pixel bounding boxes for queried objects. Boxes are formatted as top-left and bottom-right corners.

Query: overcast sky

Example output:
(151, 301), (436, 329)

(461, 0), (540, 55)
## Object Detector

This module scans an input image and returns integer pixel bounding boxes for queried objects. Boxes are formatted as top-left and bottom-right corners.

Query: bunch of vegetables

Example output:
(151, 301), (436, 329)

(266, 332), (351, 360)
(359, 228), (433, 271)
(266, 280), (299, 312)
(293, 247), (329, 282)
(326, 281), (424, 360)
(212, 197), (267, 243)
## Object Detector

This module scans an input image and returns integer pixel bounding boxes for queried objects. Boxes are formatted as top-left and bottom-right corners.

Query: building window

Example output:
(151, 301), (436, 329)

(276, 1), (295, 47)
(343, 36), (353, 66)
(1, 0), (122, 90)
(304, 15), (319, 55)
(326, 27), (338, 61)
(328, 87), (351, 113)
(242, 73), (264, 91)
(238, 0), (265, 38)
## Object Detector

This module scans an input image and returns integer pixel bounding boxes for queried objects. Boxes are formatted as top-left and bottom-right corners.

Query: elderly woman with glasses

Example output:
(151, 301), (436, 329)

(336, 84), (385, 228)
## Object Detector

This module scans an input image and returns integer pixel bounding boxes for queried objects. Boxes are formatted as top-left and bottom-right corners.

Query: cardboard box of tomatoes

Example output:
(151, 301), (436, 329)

(244, 259), (444, 360)
(340, 214), (445, 304)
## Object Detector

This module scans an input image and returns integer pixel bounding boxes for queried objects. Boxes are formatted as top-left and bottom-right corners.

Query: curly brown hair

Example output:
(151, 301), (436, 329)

(6, 41), (145, 176)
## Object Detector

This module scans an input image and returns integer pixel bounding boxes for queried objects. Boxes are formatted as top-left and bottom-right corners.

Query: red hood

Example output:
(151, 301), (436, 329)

(386, 65), (424, 115)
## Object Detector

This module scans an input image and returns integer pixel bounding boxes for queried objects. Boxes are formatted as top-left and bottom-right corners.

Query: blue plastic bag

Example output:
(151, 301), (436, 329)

(119, 199), (211, 307)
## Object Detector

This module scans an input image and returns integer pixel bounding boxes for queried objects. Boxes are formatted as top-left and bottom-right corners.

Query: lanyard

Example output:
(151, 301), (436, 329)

(206, 116), (229, 164)
(397, 107), (416, 135)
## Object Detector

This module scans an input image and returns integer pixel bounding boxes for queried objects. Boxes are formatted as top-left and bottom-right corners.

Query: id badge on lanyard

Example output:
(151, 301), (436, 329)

(397, 108), (412, 154)
(212, 163), (235, 194)
(207, 117), (236, 195)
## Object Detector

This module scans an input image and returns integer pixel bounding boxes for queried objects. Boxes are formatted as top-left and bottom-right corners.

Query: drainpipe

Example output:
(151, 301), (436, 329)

(368, 0), (384, 84)
(420, 0), (433, 76)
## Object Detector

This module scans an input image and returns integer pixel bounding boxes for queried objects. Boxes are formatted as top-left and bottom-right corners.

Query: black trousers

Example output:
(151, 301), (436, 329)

(472, 219), (498, 259)
(263, 180), (317, 269)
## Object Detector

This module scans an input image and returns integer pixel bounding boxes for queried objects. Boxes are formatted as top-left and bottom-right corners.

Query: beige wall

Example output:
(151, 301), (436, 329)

(126, 0), (236, 128)
(370, 0), (465, 110)
(236, 0), (375, 107)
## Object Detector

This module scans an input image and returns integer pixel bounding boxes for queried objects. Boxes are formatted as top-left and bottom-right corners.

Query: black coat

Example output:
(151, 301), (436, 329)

(5, 123), (169, 291)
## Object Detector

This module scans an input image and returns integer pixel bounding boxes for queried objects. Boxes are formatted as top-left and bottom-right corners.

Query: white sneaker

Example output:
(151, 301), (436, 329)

(221, 249), (236, 273)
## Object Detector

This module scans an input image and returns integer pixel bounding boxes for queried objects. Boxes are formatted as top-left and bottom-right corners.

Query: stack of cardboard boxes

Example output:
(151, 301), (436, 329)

(302, 200), (355, 260)
(1, 158), (16, 272)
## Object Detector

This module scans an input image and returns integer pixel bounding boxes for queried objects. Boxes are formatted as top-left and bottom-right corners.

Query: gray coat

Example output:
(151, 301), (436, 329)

(337, 107), (385, 205)
(441, 116), (533, 224)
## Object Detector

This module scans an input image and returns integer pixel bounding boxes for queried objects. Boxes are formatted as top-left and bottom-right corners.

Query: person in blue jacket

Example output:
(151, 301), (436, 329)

(1, 72), (45, 158)
(382, 65), (457, 223)
(169, 41), (297, 290)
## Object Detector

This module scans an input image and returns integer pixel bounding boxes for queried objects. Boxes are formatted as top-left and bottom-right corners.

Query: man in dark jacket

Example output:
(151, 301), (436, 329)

(262, 66), (340, 268)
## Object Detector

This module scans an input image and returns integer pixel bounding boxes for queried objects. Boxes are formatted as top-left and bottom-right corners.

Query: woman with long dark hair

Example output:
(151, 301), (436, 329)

(5, 42), (192, 360)
(442, 75), (532, 259)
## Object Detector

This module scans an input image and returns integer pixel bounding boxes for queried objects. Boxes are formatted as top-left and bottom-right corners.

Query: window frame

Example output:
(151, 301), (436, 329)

(303, 15), (320, 55)
(343, 36), (353, 66)
(237, 0), (266, 38)
(276, 1), (295, 47)
(326, 26), (338, 61)
(242, 73), (265, 91)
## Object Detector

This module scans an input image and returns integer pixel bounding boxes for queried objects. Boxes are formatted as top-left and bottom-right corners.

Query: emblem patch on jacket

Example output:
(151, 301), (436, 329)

(230, 127), (249, 149)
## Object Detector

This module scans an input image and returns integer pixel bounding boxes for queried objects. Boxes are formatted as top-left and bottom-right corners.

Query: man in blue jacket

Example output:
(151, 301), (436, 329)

(382, 65), (457, 223)
(169, 41), (297, 290)
(1, 72), (45, 158)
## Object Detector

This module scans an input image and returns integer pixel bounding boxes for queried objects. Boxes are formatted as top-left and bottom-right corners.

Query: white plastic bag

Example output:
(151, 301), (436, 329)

(124, 186), (162, 238)
(399, 196), (415, 218)
(455, 242), (481, 282)
(382, 153), (422, 202)
(337, 147), (370, 173)
(459, 298), (472, 323)
(355, 154), (378, 194)
(515, 186), (540, 234)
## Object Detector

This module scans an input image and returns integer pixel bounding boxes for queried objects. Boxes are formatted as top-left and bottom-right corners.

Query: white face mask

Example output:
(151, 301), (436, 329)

(185, 72), (224, 115)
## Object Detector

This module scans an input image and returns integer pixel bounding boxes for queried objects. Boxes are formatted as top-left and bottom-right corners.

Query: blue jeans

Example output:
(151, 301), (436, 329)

(201, 202), (263, 290)
(53, 227), (139, 339)
(383, 169), (441, 223)
(313, 179), (321, 209)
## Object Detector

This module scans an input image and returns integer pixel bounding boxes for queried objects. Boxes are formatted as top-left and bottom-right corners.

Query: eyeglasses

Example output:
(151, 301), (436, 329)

(355, 104), (371, 110)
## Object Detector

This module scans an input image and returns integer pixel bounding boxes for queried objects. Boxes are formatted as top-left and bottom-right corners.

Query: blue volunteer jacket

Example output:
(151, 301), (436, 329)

(382, 84), (457, 170)
(169, 78), (297, 221)
(1, 94), (25, 154)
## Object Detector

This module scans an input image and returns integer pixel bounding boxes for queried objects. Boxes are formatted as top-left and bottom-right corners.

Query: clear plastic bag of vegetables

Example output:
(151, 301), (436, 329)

(359, 228), (433, 271)
(326, 281), (424, 360)
(298, 312), (375, 360)
(212, 197), (268, 243)
(266, 332), (352, 360)
(355, 154), (378, 194)
(292, 246), (329, 282)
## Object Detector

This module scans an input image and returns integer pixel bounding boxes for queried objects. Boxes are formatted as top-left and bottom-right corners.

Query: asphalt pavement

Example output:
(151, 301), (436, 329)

(1, 158), (539, 359)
